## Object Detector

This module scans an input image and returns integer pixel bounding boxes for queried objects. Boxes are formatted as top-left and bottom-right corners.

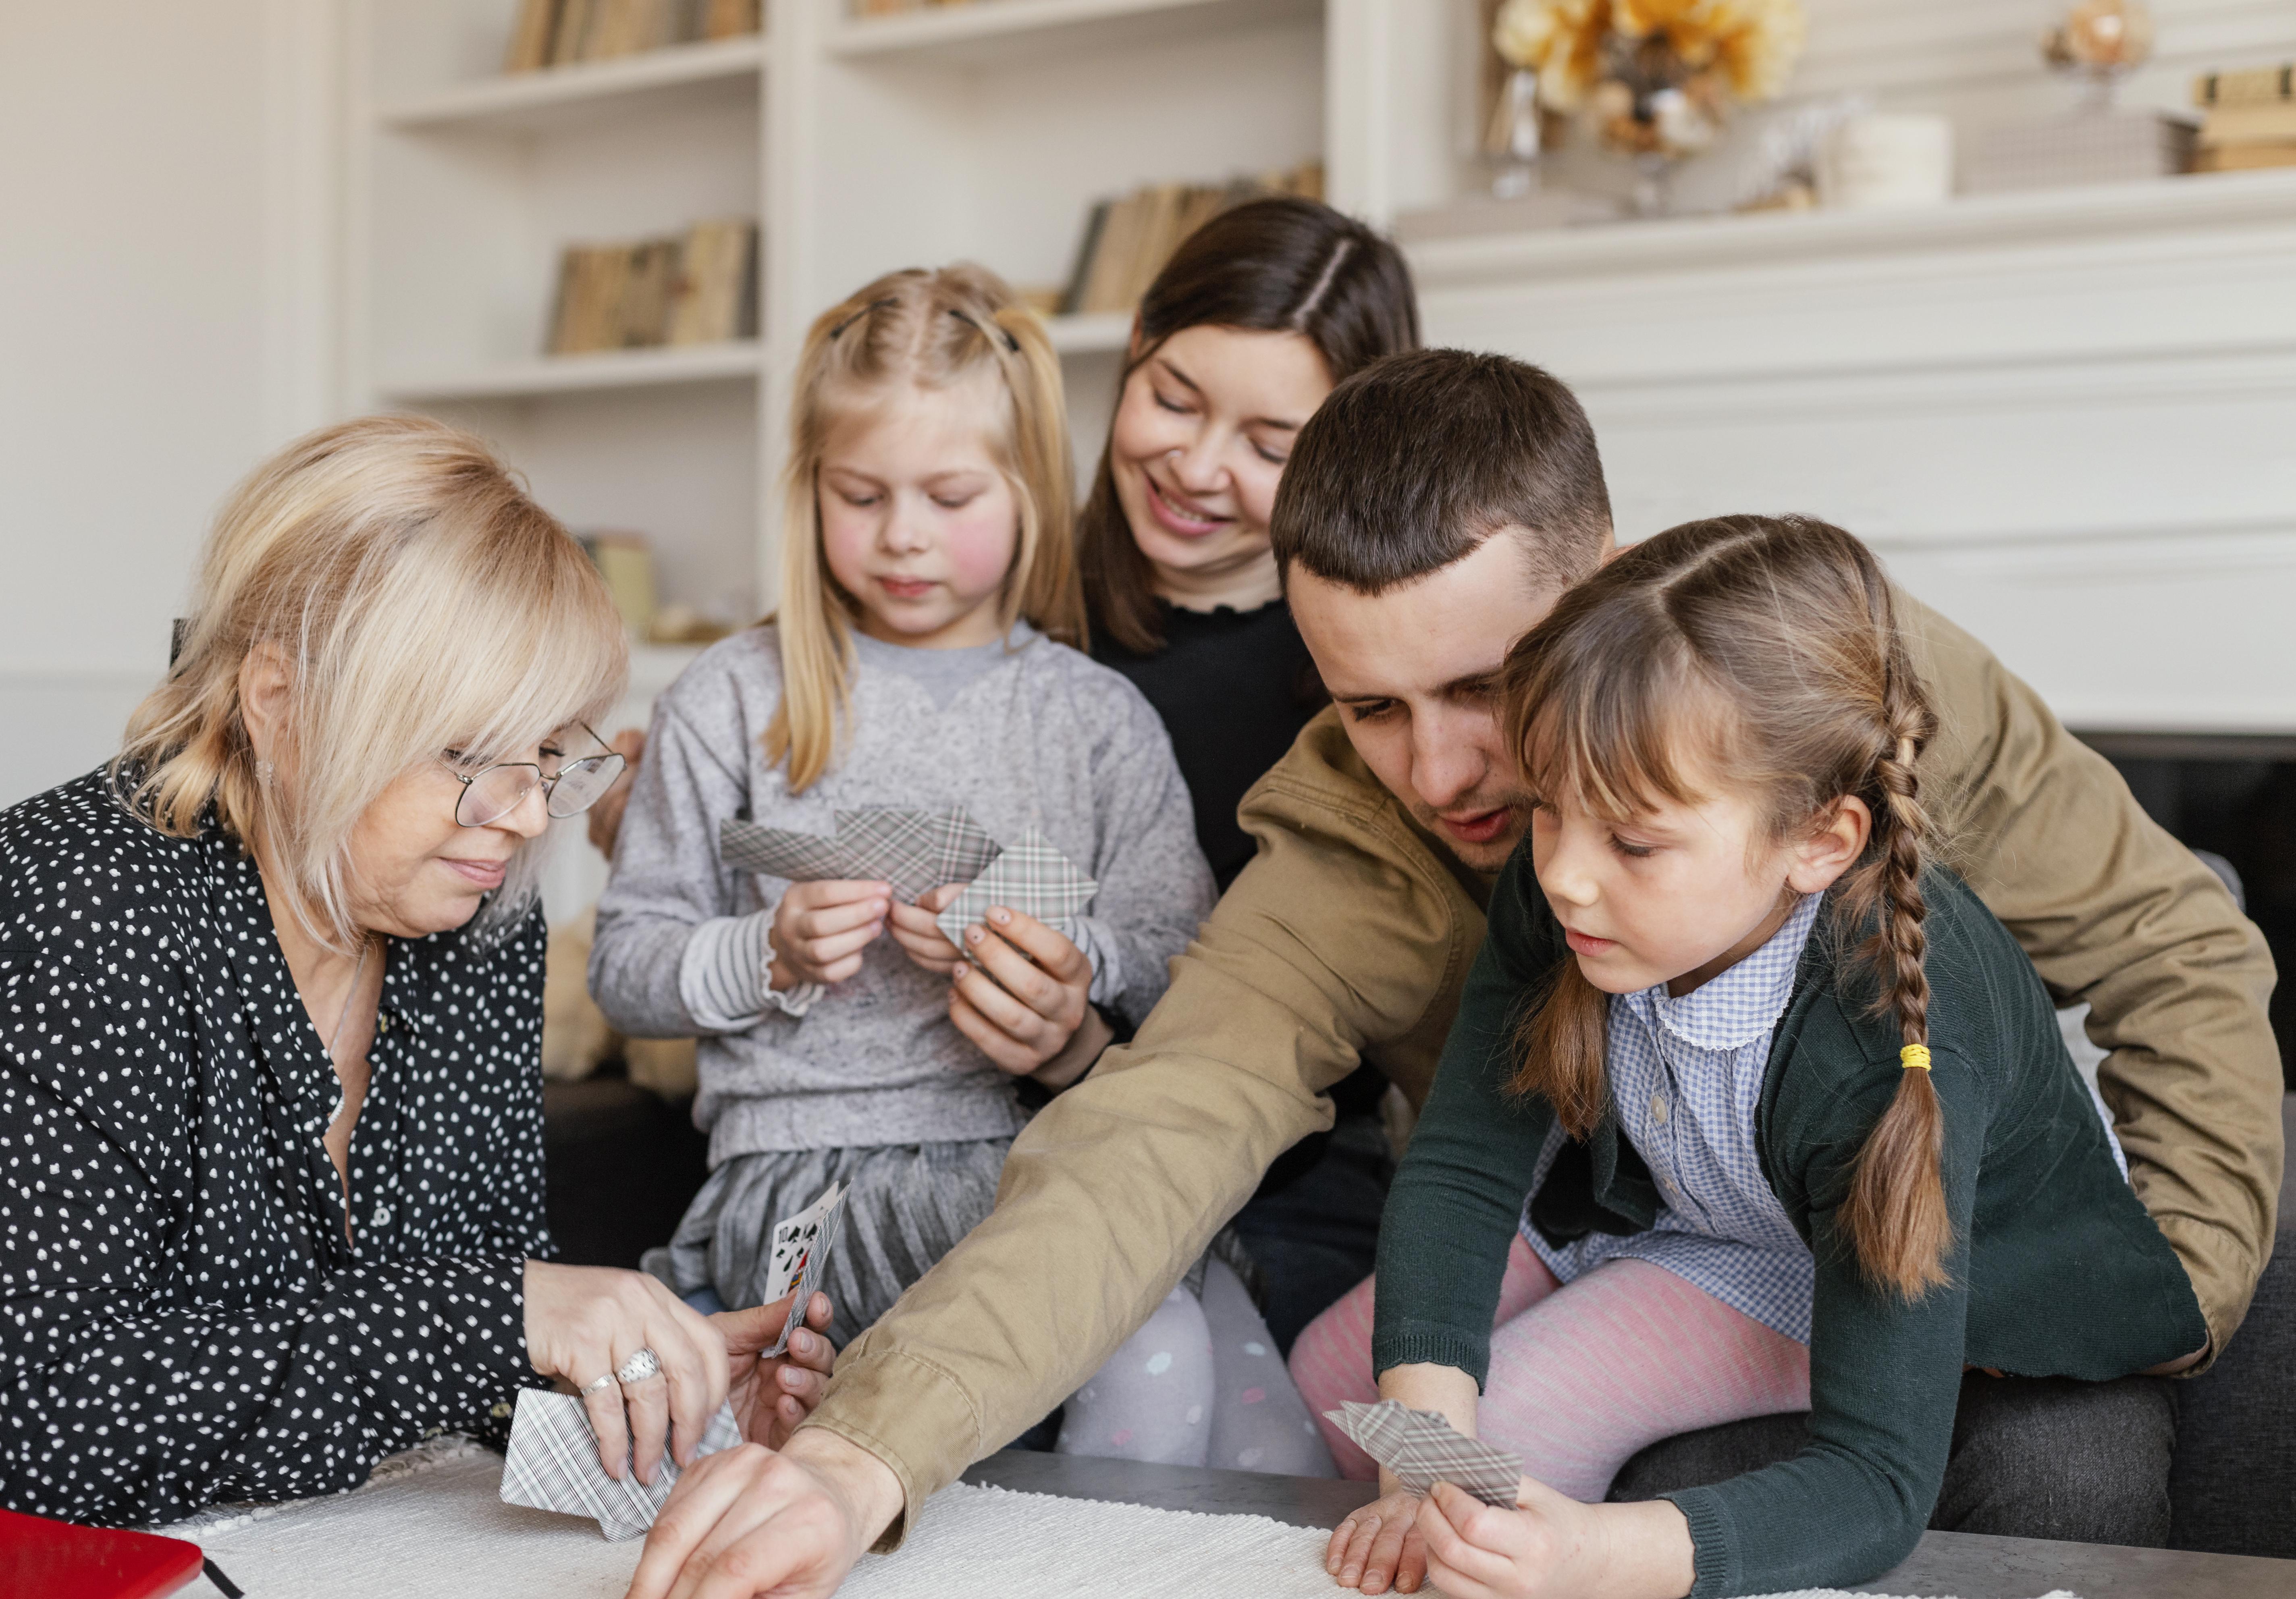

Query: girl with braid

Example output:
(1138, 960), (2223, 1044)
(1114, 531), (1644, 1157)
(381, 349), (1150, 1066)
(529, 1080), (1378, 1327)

(1303, 515), (2206, 1598)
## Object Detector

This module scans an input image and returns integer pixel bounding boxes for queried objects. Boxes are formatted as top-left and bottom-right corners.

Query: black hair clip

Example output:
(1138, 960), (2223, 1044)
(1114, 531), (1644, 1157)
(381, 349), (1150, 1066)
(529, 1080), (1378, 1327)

(950, 308), (1022, 353)
(827, 297), (898, 341)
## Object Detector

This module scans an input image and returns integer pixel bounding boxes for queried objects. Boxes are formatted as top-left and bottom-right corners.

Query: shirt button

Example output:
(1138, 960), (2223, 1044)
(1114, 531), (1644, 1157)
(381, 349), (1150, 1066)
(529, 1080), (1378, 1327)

(1650, 1095), (1668, 1124)
(372, 1204), (392, 1228)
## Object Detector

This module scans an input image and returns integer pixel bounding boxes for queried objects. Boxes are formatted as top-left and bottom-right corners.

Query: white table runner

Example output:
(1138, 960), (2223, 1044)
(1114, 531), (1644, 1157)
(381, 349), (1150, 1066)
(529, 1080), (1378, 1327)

(178, 1440), (2076, 1599)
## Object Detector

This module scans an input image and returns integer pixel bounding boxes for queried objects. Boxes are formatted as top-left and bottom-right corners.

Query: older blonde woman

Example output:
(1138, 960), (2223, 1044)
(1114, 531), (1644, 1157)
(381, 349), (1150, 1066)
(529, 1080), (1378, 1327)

(0, 416), (830, 1528)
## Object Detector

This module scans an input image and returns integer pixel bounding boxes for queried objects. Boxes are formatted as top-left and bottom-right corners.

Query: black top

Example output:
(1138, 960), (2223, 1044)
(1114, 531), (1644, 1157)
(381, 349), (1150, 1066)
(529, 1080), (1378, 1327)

(1378, 852), (2207, 1596)
(0, 772), (550, 1526)
(1091, 598), (1323, 891)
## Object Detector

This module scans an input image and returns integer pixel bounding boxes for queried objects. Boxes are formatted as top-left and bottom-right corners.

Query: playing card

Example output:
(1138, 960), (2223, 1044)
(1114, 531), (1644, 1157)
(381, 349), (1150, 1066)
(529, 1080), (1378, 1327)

(933, 825), (1098, 947)
(761, 1179), (848, 1305)
(719, 818), (863, 884)
(833, 808), (1003, 903)
(1324, 1399), (1523, 1507)
(765, 1180), (848, 1359)
(500, 1389), (742, 1541)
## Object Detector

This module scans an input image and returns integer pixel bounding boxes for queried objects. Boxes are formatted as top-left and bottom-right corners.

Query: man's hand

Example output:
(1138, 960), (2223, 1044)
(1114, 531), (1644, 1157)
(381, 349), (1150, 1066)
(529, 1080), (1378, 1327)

(625, 1428), (904, 1599)
(716, 1291), (835, 1452)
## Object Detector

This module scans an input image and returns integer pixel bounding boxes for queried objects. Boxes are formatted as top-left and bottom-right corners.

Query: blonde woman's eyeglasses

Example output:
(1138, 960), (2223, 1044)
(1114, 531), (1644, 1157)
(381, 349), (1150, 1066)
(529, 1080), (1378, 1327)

(444, 726), (625, 828)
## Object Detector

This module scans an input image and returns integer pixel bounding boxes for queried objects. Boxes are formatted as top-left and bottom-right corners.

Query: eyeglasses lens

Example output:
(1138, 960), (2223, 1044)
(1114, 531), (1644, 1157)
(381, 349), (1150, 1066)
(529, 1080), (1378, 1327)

(545, 755), (623, 818)
(459, 765), (540, 829)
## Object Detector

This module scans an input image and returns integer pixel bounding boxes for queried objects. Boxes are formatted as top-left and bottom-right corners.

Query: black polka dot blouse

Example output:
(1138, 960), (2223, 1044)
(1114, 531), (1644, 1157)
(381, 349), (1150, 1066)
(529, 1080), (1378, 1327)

(0, 771), (552, 1526)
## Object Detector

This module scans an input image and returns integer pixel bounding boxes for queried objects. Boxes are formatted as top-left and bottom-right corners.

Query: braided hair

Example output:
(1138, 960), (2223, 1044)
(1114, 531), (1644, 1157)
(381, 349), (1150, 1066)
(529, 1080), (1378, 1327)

(1499, 514), (1951, 1299)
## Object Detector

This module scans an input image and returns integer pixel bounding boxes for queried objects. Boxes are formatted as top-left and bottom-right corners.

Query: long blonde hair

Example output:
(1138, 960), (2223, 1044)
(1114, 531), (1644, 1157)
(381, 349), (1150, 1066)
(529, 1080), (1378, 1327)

(1500, 515), (1948, 1300)
(114, 414), (628, 949)
(768, 264), (1083, 793)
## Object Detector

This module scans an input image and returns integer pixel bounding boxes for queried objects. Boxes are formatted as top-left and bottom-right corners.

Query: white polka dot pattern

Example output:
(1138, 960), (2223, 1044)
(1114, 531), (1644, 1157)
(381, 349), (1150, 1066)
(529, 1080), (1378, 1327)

(0, 772), (550, 1526)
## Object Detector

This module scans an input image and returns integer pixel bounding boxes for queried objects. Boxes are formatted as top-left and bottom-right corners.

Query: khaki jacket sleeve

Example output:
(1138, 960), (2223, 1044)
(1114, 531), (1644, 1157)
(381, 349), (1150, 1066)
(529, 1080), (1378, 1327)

(1906, 597), (2282, 1360)
(801, 712), (1485, 1537)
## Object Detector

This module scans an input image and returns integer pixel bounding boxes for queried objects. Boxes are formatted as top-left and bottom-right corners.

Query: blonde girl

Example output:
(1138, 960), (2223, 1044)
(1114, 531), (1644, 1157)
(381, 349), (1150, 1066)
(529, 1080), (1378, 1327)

(1317, 515), (2203, 1597)
(589, 266), (1214, 1353)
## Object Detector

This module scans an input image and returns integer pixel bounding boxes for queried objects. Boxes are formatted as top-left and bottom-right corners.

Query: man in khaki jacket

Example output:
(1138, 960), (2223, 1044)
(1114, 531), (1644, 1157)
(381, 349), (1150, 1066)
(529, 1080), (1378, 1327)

(628, 353), (2281, 1599)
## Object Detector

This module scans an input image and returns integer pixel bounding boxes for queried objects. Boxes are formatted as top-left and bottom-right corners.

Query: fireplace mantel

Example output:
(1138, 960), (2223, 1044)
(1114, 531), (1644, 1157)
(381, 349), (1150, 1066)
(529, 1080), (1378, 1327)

(1408, 170), (2296, 734)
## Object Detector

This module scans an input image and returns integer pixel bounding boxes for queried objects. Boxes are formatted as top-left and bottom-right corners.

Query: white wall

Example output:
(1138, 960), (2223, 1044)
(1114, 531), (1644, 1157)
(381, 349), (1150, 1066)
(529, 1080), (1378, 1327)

(0, 1), (330, 807)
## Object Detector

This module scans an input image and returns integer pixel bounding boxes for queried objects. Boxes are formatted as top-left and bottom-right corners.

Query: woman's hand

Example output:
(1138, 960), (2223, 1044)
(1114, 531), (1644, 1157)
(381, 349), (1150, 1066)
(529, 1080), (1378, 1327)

(585, 727), (647, 860)
(946, 906), (1106, 1086)
(524, 1261), (730, 1486)
(1328, 1487), (1431, 1595)
(717, 1291), (837, 1451)
(1412, 1480), (1697, 1599)
(885, 884), (966, 976)
(769, 880), (890, 989)
(625, 1428), (904, 1599)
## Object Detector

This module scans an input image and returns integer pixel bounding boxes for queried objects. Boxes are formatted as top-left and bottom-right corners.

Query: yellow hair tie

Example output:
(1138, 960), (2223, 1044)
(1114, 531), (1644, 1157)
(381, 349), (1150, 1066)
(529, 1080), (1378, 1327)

(1899, 1045), (1932, 1072)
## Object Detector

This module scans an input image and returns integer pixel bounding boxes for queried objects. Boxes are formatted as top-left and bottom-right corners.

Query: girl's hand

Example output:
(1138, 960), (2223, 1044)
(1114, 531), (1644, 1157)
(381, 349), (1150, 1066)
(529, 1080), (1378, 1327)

(1328, 1487), (1431, 1595)
(1413, 1479), (1696, 1599)
(717, 1290), (837, 1451)
(522, 1261), (730, 1486)
(769, 879), (891, 988)
(886, 883), (967, 976)
(947, 906), (1107, 1086)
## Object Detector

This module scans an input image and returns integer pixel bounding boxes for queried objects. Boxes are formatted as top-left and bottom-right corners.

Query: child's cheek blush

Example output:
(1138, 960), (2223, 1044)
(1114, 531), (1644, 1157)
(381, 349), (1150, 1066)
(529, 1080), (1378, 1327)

(945, 512), (1020, 596)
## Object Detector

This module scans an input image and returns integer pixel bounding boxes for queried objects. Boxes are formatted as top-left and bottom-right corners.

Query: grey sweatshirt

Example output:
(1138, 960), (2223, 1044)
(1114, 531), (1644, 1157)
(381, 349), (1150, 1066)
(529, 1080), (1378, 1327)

(590, 623), (1216, 1164)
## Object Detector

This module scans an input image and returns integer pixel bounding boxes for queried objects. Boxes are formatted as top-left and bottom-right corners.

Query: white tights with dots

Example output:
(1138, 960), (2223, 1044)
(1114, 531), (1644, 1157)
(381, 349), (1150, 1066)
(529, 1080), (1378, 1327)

(1056, 1258), (1338, 1476)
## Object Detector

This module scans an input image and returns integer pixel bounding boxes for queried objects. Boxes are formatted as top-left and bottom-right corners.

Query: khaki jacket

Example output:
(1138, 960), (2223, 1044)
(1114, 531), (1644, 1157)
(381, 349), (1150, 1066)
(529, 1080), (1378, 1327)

(808, 598), (2281, 1538)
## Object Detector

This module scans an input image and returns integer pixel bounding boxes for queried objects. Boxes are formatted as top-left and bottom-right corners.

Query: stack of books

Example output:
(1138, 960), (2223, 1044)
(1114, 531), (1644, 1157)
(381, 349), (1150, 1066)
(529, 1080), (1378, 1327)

(2193, 64), (2296, 172)
(1059, 163), (1325, 317)
(545, 219), (759, 355)
(504, 0), (760, 72)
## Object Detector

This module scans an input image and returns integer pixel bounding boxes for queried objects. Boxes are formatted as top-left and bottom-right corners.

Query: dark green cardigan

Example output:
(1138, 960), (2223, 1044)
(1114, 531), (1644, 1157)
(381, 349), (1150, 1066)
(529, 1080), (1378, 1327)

(1372, 853), (2206, 1597)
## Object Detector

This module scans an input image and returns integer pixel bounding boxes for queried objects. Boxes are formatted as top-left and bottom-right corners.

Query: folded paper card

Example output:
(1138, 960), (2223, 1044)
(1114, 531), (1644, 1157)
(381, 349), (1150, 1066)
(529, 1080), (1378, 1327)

(1323, 1399), (1523, 1508)
(720, 808), (1003, 904)
(500, 1389), (741, 1541)
(933, 825), (1099, 946)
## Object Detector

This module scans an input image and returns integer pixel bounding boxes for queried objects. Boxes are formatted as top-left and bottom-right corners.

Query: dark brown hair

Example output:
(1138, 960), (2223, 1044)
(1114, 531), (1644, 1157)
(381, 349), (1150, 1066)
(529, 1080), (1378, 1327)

(1078, 196), (1420, 653)
(1269, 349), (1612, 599)
(1501, 514), (1948, 1300)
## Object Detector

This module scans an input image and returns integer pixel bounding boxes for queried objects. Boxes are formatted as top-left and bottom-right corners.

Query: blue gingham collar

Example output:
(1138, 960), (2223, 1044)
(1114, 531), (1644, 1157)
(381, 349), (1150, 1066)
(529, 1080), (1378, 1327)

(1637, 890), (1823, 1052)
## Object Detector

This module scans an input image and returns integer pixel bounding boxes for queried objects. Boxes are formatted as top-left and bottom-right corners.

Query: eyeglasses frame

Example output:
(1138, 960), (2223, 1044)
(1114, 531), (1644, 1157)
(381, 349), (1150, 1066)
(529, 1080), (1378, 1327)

(444, 723), (625, 829)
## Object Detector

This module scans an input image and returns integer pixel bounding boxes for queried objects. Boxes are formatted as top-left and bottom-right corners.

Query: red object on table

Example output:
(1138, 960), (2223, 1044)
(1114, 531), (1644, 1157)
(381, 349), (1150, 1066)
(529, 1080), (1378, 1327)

(0, 1506), (206, 1598)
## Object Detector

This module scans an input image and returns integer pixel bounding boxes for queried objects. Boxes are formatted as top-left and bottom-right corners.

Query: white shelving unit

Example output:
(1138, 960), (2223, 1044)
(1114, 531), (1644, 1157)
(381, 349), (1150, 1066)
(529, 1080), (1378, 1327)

(346, 0), (1411, 635)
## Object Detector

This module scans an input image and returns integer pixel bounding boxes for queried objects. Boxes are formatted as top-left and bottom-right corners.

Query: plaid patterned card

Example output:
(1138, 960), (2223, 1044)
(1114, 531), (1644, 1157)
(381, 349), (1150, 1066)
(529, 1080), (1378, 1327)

(833, 808), (1003, 903)
(934, 825), (1098, 947)
(1325, 1400), (1523, 1508)
(500, 1389), (742, 1541)
(719, 818), (864, 885)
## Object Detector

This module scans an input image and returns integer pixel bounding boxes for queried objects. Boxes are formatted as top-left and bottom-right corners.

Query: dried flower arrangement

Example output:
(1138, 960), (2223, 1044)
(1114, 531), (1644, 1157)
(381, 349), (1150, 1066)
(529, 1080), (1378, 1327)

(1492, 0), (1807, 160)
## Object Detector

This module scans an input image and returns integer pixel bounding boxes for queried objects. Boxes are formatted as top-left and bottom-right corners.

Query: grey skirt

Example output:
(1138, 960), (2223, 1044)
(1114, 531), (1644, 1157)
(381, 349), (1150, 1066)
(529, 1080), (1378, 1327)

(652, 1138), (1014, 1349)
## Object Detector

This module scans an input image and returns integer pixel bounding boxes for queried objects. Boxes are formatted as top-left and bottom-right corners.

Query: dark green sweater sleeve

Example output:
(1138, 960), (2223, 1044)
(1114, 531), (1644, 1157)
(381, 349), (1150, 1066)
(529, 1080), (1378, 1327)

(1371, 851), (1558, 1387)
(1662, 1037), (1985, 1597)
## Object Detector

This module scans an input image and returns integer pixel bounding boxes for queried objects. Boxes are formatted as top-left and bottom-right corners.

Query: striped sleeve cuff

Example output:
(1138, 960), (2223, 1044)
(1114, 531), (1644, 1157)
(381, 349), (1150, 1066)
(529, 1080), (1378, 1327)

(678, 910), (821, 1030)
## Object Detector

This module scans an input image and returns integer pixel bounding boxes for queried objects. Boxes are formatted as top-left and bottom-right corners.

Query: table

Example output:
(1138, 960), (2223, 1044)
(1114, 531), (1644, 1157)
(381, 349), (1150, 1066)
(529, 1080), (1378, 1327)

(961, 1451), (2296, 1599)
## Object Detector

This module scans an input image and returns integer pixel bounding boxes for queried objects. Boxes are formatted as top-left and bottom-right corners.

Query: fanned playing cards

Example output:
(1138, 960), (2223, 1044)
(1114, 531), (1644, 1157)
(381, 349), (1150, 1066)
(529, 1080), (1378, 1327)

(761, 1179), (848, 1358)
(1324, 1400), (1523, 1507)
(933, 825), (1100, 946)
(500, 1389), (741, 1541)
(719, 807), (1002, 904)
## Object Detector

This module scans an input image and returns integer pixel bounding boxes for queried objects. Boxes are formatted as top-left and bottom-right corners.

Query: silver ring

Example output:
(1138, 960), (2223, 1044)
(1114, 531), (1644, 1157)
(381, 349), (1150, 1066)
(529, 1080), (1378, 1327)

(615, 1347), (663, 1385)
(579, 1372), (617, 1397)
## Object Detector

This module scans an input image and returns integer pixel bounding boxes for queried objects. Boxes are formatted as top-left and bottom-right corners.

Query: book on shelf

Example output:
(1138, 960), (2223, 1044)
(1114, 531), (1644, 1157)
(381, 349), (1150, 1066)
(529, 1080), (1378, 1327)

(2190, 75), (2296, 172)
(2192, 63), (2294, 107)
(577, 533), (659, 639)
(546, 220), (760, 356)
(1059, 162), (1325, 317)
(1964, 112), (2194, 195)
(850, 0), (988, 16)
(504, 0), (759, 74)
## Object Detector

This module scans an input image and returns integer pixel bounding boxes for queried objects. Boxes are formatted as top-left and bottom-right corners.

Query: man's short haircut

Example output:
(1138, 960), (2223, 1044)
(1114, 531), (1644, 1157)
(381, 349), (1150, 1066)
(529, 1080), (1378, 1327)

(1270, 348), (1613, 596)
